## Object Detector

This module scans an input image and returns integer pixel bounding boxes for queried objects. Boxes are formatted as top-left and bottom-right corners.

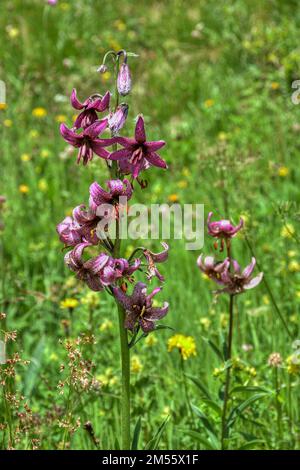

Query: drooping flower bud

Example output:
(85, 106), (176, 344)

(97, 64), (108, 74)
(108, 103), (129, 134)
(117, 63), (132, 96)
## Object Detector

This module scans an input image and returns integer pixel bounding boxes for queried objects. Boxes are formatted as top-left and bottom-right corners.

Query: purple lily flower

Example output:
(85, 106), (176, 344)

(65, 242), (141, 291)
(113, 282), (169, 333)
(197, 255), (230, 285)
(143, 242), (169, 281)
(207, 212), (243, 239)
(216, 257), (263, 295)
(89, 179), (133, 213)
(57, 204), (100, 246)
(117, 63), (132, 96)
(60, 119), (115, 165)
(109, 115), (167, 179)
(108, 103), (129, 135)
(71, 89), (110, 129)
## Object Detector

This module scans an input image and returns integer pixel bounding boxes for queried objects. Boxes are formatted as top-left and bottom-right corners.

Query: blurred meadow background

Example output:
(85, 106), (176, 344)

(1, 0), (300, 450)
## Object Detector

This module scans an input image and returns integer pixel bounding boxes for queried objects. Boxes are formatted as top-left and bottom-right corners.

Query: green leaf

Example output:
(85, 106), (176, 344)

(185, 374), (212, 400)
(201, 398), (222, 416)
(191, 405), (217, 437)
(23, 336), (45, 397)
(230, 385), (271, 394)
(227, 392), (268, 429)
(237, 439), (264, 450)
(145, 416), (169, 450)
(201, 336), (223, 361)
(183, 430), (216, 450)
(131, 417), (142, 450)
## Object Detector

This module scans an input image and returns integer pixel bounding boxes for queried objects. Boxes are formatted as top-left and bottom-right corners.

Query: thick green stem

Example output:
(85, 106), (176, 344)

(117, 303), (130, 449)
(221, 294), (234, 450)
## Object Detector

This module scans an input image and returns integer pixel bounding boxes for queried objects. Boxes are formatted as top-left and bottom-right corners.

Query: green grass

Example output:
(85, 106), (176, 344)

(1, 0), (300, 450)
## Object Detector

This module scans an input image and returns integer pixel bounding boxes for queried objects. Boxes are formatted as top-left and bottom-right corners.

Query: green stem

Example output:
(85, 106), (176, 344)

(180, 355), (194, 425)
(221, 294), (234, 450)
(274, 367), (282, 445)
(117, 302), (130, 449)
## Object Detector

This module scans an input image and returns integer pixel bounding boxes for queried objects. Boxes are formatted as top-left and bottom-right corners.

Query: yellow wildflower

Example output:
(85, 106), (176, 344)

(200, 317), (211, 330)
(288, 250), (296, 258)
(49, 353), (58, 362)
(218, 131), (228, 141)
(168, 334), (197, 360)
(32, 107), (47, 118)
(55, 114), (67, 123)
(29, 130), (39, 138)
(288, 260), (300, 272)
(271, 82), (280, 90)
(60, 298), (79, 309)
(99, 319), (113, 332)
(262, 295), (270, 305)
(204, 99), (214, 108)
(113, 19), (126, 31)
(6, 26), (19, 39)
(19, 184), (29, 194)
(81, 291), (100, 308)
(59, 2), (70, 11)
(278, 166), (289, 177)
(286, 355), (300, 375)
(168, 193), (179, 203)
(101, 71), (111, 82)
(281, 224), (295, 239)
(41, 149), (50, 159)
(21, 153), (31, 162)
(3, 119), (12, 127)
(131, 355), (143, 373)
(145, 335), (158, 347)
(0, 103), (7, 110)
(182, 167), (190, 177)
(38, 179), (48, 192)
(177, 180), (188, 189)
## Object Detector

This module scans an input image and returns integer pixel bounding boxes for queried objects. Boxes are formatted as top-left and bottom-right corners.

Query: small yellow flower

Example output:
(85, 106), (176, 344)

(3, 119), (12, 127)
(277, 166), (289, 177)
(161, 406), (171, 418)
(296, 291), (300, 299)
(177, 180), (188, 189)
(281, 224), (295, 239)
(55, 114), (67, 123)
(286, 355), (300, 375)
(288, 260), (300, 272)
(50, 353), (58, 362)
(38, 179), (48, 192)
(271, 82), (280, 90)
(113, 19), (126, 31)
(168, 334), (197, 360)
(288, 250), (296, 258)
(262, 295), (270, 305)
(200, 317), (211, 330)
(41, 149), (50, 159)
(21, 153), (31, 162)
(204, 99), (214, 108)
(32, 107), (47, 118)
(81, 291), (99, 308)
(59, 2), (70, 11)
(29, 129), (39, 139)
(60, 298), (79, 309)
(218, 131), (228, 141)
(220, 313), (228, 328)
(0, 103), (7, 110)
(182, 167), (190, 177)
(131, 355), (143, 373)
(19, 184), (29, 194)
(145, 335), (158, 347)
(6, 26), (19, 39)
(99, 319), (113, 332)
(168, 193), (179, 203)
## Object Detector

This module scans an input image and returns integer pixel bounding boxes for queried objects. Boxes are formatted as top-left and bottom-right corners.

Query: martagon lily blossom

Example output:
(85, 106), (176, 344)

(113, 282), (169, 333)
(60, 119), (114, 165)
(207, 212), (244, 238)
(71, 89), (110, 129)
(109, 115), (167, 178)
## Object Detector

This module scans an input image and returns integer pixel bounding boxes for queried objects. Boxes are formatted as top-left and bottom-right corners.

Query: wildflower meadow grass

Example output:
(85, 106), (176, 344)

(1, 0), (300, 452)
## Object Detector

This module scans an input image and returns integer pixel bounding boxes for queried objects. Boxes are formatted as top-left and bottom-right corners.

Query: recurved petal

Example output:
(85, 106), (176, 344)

(89, 181), (111, 205)
(94, 91), (110, 112)
(83, 253), (110, 274)
(60, 123), (82, 146)
(135, 115), (146, 143)
(84, 119), (108, 139)
(91, 142), (110, 159)
(112, 287), (134, 311)
(107, 179), (124, 195)
(145, 140), (165, 152)
(109, 148), (132, 161)
(145, 302), (169, 321)
(70, 88), (84, 110)
(150, 242), (169, 263)
(146, 151), (167, 169)
(243, 272), (263, 290)
(242, 257), (256, 279)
